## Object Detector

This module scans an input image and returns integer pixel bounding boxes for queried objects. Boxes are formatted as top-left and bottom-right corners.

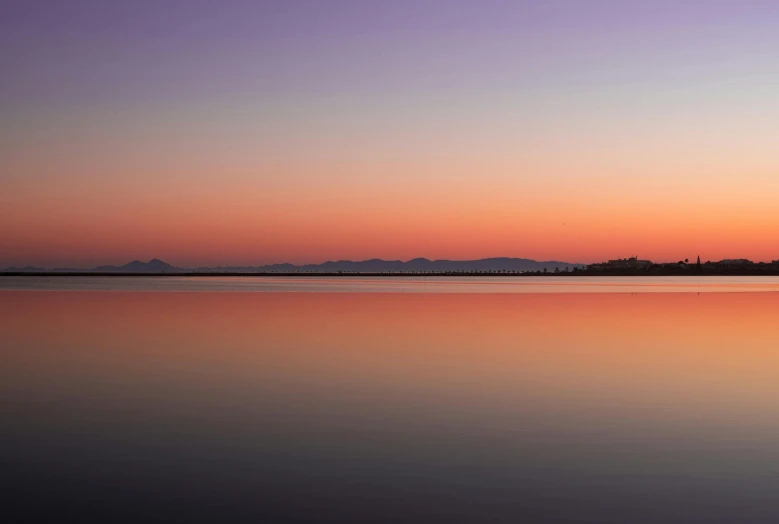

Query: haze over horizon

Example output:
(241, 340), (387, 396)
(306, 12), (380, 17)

(3, 1), (779, 268)
(5, 255), (584, 271)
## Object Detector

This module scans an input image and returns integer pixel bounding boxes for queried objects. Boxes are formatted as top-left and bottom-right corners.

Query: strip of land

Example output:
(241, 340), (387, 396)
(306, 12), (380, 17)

(3, 269), (779, 277)
(4, 256), (779, 277)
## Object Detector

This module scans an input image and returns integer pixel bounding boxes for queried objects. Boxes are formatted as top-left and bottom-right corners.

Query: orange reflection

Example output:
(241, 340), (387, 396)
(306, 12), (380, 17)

(3, 291), (779, 427)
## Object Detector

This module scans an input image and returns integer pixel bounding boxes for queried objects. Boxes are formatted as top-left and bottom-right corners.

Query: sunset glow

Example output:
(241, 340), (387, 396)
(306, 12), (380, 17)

(3, 1), (779, 267)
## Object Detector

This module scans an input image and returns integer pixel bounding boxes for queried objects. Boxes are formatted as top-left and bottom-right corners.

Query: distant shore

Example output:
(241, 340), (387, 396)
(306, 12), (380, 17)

(4, 270), (779, 277)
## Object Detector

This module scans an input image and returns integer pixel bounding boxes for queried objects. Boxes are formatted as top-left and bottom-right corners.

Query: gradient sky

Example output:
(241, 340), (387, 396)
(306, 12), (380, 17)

(2, 0), (779, 267)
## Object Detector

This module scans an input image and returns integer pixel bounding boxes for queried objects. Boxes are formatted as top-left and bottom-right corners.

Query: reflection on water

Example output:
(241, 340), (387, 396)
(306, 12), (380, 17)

(3, 290), (779, 522)
(2, 275), (779, 293)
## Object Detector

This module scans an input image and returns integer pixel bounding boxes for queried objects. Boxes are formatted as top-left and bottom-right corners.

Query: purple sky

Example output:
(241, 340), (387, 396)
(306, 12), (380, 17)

(3, 1), (779, 267)
(5, 1), (777, 105)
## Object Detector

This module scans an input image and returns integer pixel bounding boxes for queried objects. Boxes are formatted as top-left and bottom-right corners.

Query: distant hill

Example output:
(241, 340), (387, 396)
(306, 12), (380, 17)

(39, 259), (184, 273)
(5, 257), (583, 274)
(195, 257), (583, 273)
(92, 259), (181, 273)
(3, 266), (46, 272)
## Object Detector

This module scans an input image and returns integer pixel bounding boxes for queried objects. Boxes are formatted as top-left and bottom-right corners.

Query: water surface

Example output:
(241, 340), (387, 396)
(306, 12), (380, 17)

(2, 281), (779, 522)
(3, 275), (779, 293)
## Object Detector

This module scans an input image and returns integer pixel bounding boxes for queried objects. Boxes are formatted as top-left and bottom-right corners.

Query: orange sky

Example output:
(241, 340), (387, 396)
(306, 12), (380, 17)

(3, 167), (779, 267)
(3, 2), (779, 267)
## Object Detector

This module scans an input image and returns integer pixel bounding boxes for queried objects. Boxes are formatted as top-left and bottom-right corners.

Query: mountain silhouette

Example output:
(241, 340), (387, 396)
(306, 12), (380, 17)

(92, 259), (180, 273)
(196, 257), (583, 273)
(34, 259), (183, 273)
(3, 266), (46, 272)
(5, 257), (583, 274)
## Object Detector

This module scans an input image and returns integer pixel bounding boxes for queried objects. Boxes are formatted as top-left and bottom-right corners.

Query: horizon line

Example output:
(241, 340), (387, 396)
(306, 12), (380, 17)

(6, 255), (779, 271)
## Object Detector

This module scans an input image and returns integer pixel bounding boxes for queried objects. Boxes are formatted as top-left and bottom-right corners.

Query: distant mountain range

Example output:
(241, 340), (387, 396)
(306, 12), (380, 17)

(91, 259), (178, 273)
(4, 257), (584, 273)
(5, 259), (180, 273)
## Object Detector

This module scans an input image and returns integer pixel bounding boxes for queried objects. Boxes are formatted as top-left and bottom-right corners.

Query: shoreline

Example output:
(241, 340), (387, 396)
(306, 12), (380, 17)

(4, 271), (779, 278)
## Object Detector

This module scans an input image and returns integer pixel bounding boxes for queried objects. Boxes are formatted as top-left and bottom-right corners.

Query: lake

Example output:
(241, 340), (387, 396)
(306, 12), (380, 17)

(3, 277), (779, 522)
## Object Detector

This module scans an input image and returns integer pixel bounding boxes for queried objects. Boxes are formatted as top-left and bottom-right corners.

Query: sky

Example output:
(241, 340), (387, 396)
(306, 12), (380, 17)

(2, 0), (779, 267)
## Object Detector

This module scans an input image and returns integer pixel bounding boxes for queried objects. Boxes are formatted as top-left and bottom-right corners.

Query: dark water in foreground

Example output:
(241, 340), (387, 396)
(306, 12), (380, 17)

(3, 279), (779, 522)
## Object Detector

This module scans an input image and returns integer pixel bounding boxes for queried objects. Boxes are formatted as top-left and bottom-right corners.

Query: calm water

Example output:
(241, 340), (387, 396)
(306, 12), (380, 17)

(3, 278), (779, 522)
(3, 275), (779, 293)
